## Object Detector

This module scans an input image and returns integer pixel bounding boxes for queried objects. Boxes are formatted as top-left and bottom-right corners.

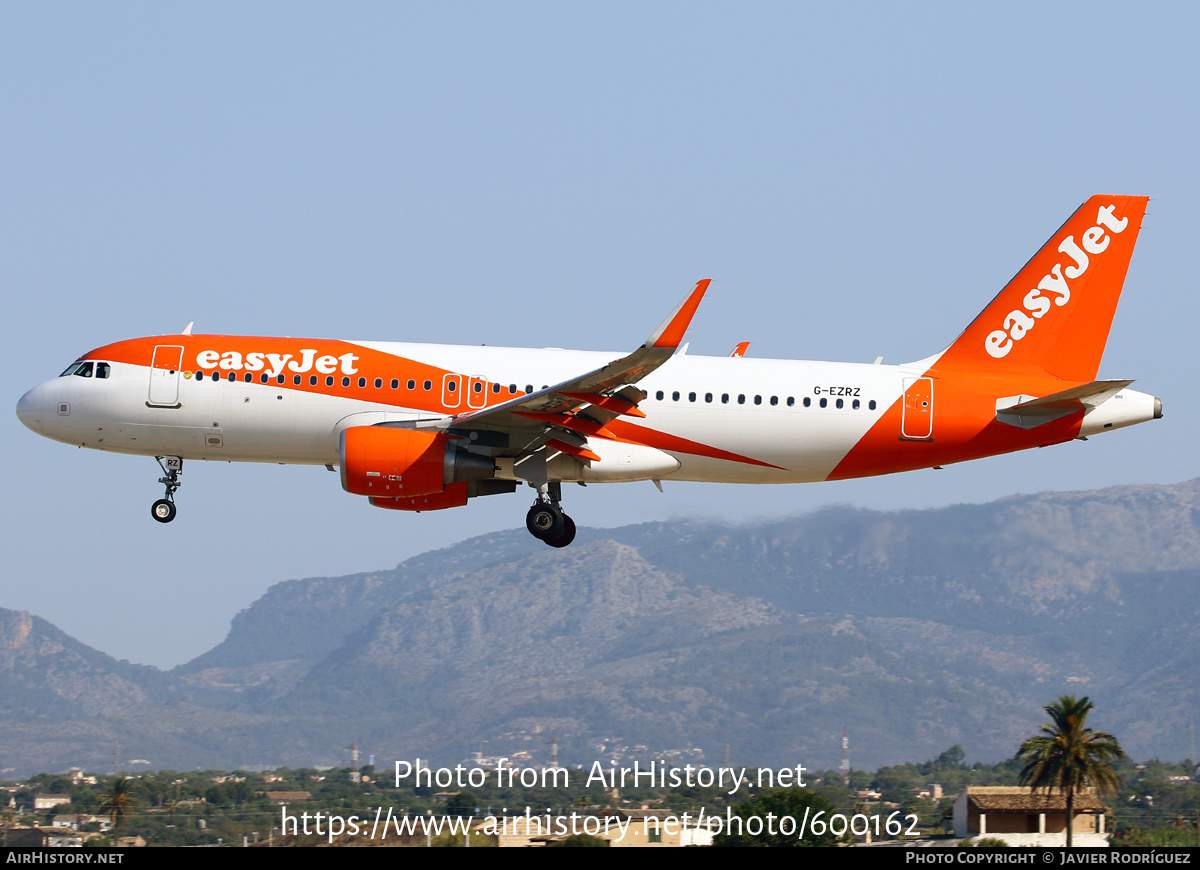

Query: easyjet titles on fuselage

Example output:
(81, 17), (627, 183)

(195, 349), (361, 377)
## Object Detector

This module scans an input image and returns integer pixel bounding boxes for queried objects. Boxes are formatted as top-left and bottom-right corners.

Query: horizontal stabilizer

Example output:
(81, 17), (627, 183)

(996, 379), (1134, 429)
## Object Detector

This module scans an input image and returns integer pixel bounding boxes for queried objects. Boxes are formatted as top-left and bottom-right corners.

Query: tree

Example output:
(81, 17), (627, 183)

(935, 745), (966, 769)
(442, 791), (476, 818)
(1016, 695), (1125, 847)
(100, 777), (137, 834)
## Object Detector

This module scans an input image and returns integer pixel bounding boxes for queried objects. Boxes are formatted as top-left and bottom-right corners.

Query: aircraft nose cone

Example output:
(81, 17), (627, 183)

(16, 386), (44, 434)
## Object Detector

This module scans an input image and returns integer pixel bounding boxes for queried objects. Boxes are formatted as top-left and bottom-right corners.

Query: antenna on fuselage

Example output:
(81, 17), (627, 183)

(181, 322), (194, 336)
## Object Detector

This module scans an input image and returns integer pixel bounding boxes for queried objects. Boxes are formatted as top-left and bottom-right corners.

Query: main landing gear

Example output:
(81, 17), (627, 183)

(526, 482), (576, 548)
(151, 456), (182, 524)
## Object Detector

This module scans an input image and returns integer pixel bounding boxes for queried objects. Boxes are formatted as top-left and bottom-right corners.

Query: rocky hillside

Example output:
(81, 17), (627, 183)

(2, 479), (1199, 775)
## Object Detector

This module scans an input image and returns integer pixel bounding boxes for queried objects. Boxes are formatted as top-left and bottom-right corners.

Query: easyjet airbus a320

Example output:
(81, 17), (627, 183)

(17, 196), (1161, 547)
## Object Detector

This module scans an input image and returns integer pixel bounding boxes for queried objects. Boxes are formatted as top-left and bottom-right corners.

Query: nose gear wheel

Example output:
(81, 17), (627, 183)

(151, 499), (177, 523)
(151, 456), (183, 524)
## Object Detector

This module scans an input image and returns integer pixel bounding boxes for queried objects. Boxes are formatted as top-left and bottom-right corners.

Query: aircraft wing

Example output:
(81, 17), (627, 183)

(444, 280), (709, 436)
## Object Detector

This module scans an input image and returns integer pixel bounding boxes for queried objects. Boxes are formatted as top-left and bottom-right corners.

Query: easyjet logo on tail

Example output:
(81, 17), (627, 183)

(984, 204), (1129, 359)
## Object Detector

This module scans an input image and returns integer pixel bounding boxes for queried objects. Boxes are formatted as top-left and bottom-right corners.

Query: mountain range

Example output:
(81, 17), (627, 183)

(3, 478), (1198, 777)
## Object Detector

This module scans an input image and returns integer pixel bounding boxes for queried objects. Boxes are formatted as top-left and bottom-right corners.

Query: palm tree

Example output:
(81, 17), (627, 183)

(1016, 695), (1125, 847)
(100, 777), (136, 835)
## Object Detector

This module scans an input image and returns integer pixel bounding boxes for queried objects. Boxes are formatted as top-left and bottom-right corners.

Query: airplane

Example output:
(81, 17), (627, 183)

(16, 195), (1161, 548)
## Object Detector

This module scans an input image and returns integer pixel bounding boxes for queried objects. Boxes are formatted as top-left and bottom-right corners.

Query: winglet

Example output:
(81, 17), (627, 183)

(645, 279), (710, 349)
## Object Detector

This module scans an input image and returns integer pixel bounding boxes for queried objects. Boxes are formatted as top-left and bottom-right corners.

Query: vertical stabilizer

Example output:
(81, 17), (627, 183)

(933, 195), (1148, 382)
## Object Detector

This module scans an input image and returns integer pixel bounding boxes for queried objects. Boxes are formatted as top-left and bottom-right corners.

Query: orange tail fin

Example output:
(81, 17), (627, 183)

(933, 195), (1148, 382)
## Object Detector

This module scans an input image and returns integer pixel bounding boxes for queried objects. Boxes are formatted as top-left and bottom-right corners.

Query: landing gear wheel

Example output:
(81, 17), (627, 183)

(526, 503), (564, 540)
(544, 514), (576, 548)
(152, 456), (183, 524)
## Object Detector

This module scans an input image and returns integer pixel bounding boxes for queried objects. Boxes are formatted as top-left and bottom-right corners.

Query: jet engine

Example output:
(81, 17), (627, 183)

(339, 425), (494, 499)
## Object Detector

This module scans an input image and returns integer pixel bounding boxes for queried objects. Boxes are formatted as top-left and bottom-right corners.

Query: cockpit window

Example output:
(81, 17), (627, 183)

(60, 360), (110, 378)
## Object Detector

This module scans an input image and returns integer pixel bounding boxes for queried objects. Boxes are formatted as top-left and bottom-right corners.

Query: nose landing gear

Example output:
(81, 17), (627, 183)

(525, 482), (576, 548)
(151, 456), (182, 524)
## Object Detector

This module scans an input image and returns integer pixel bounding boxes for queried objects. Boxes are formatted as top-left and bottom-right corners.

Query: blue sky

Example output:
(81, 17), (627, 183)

(3, 3), (1195, 668)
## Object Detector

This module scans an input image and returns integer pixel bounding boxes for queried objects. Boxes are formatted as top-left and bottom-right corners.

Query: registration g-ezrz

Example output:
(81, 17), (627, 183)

(813, 386), (862, 396)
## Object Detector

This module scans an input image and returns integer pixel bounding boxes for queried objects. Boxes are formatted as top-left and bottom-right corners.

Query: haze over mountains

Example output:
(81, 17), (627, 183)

(3, 479), (1199, 777)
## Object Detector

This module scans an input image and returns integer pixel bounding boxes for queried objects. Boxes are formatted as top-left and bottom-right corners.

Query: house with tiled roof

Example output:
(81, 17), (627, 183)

(951, 786), (1109, 847)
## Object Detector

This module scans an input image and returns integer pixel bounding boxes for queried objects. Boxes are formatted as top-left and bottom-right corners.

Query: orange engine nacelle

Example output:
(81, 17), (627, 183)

(369, 482), (469, 512)
(339, 426), (493, 500)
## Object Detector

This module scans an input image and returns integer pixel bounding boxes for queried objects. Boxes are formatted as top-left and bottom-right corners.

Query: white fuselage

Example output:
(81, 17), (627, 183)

(18, 342), (915, 483)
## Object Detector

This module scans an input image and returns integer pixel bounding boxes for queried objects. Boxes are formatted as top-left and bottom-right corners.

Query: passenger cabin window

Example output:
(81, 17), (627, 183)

(342, 377), (350, 387)
(228, 372), (236, 382)
(803, 397), (811, 407)
(424, 380), (433, 391)
(407, 379), (416, 390)
(391, 379), (399, 389)
(754, 395), (762, 405)
(245, 373), (253, 383)
(819, 398), (827, 408)
(721, 393), (729, 404)
(326, 376), (334, 386)
(869, 400), (877, 410)
(311, 375), (319, 386)
(656, 390), (664, 401)
(374, 378), (383, 389)
(294, 375), (302, 385)
(787, 397), (794, 407)
(261, 374), (270, 384)
(212, 372), (221, 382)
